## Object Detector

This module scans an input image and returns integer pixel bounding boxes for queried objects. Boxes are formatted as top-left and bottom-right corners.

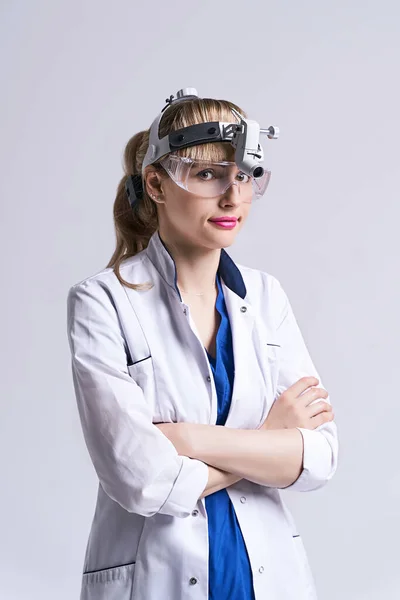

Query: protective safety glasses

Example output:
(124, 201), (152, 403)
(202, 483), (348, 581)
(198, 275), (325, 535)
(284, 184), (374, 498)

(158, 154), (271, 201)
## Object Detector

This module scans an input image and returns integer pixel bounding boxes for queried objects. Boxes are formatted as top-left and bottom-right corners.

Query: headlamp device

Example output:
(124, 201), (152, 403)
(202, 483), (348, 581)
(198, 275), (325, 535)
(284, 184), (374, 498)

(125, 87), (279, 209)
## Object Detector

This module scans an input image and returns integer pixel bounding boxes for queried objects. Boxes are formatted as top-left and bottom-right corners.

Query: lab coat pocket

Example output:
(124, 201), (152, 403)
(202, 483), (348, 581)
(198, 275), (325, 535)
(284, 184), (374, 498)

(265, 341), (281, 395)
(127, 355), (154, 390)
(291, 535), (318, 599)
(81, 562), (136, 600)
(127, 355), (158, 417)
(266, 341), (281, 362)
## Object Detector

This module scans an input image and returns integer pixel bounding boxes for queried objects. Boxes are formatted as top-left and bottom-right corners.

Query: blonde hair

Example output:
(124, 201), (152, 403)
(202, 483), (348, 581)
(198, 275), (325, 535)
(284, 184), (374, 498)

(106, 97), (247, 290)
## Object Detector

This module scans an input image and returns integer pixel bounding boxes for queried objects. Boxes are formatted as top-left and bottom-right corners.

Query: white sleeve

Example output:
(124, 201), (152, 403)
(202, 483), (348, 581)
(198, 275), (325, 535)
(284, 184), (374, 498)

(66, 279), (209, 518)
(271, 276), (339, 492)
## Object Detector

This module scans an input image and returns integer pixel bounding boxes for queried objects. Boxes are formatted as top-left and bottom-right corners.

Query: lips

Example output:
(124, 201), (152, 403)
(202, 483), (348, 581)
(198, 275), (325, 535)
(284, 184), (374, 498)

(209, 217), (238, 223)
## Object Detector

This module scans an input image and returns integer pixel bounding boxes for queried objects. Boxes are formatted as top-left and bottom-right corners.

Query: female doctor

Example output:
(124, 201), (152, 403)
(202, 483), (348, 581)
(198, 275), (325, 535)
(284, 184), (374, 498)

(67, 88), (338, 600)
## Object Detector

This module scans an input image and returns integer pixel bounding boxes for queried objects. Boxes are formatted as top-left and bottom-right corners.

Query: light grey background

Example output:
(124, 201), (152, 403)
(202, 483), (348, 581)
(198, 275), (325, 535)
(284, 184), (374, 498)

(1, 1), (399, 598)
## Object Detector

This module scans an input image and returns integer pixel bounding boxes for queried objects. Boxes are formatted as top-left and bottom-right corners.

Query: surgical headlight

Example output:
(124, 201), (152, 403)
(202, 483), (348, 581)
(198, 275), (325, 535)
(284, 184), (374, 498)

(125, 87), (279, 209)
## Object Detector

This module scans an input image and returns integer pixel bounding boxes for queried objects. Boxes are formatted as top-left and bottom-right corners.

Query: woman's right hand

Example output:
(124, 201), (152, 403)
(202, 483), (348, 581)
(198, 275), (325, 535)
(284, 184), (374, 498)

(260, 376), (334, 431)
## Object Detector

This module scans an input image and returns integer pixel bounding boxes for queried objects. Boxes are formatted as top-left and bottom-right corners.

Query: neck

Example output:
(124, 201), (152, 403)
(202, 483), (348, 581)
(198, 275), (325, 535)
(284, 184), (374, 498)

(159, 230), (221, 295)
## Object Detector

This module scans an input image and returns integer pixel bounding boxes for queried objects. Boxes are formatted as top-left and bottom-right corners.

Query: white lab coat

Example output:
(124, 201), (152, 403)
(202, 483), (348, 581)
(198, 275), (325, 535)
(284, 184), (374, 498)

(66, 229), (338, 600)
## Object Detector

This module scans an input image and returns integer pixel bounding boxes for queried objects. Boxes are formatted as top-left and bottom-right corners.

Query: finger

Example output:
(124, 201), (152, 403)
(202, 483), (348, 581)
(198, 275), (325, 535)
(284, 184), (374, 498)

(284, 376), (319, 399)
(298, 387), (329, 408)
(306, 400), (332, 418)
(309, 411), (334, 429)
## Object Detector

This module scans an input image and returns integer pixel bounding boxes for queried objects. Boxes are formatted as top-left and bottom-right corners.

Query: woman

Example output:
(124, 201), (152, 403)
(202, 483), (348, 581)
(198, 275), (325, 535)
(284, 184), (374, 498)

(67, 88), (338, 600)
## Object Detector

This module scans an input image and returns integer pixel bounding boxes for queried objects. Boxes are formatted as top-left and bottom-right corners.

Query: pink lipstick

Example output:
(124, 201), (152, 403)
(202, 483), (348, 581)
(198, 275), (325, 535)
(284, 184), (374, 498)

(209, 217), (238, 230)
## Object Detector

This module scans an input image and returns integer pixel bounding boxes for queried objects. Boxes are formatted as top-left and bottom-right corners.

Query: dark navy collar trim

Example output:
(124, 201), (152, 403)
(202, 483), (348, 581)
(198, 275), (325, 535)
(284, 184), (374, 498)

(219, 248), (247, 299)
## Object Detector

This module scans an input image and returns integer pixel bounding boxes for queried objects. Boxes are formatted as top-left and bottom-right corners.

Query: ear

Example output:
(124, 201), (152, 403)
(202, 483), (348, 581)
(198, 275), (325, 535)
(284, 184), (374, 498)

(144, 167), (163, 198)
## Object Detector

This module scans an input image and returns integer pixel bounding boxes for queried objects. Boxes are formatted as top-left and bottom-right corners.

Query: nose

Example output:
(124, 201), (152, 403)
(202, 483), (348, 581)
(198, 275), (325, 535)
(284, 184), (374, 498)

(222, 180), (248, 204)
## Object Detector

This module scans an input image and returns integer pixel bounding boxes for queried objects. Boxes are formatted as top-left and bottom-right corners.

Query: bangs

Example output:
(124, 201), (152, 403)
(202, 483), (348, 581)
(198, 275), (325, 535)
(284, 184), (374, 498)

(177, 141), (236, 163)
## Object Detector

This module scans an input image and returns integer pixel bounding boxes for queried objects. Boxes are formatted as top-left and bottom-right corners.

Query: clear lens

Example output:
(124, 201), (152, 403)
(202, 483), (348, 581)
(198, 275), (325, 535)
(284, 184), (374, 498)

(160, 155), (271, 201)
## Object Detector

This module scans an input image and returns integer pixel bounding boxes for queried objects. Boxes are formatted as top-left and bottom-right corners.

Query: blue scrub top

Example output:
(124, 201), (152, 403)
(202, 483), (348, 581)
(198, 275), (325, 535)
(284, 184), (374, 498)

(204, 273), (256, 600)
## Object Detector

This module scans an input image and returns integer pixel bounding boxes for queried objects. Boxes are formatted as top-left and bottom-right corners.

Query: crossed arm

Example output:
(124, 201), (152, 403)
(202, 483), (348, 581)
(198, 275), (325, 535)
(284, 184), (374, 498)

(155, 423), (304, 498)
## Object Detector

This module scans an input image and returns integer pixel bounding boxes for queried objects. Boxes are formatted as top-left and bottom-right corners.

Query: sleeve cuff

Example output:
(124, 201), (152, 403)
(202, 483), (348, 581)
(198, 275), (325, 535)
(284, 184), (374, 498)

(157, 456), (209, 517)
(280, 427), (336, 492)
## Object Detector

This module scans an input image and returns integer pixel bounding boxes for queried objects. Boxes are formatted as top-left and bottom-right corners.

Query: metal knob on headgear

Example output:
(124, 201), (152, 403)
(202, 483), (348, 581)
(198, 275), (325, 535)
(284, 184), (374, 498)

(261, 125), (279, 139)
(161, 88), (199, 113)
(176, 87), (198, 99)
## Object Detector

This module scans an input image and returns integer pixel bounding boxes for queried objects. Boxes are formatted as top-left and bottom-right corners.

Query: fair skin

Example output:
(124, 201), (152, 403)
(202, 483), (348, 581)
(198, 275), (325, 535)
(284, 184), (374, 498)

(143, 154), (334, 498)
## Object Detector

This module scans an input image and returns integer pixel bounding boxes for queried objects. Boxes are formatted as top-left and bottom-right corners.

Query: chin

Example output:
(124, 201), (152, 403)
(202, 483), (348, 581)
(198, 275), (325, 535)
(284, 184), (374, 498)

(207, 232), (237, 249)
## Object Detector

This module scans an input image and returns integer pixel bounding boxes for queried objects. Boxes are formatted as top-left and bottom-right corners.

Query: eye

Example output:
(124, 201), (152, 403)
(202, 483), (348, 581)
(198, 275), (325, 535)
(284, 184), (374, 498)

(196, 169), (215, 181)
(236, 172), (251, 183)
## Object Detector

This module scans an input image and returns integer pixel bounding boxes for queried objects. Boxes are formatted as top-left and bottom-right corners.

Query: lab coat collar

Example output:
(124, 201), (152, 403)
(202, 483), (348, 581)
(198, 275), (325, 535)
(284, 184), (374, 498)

(145, 229), (247, 300)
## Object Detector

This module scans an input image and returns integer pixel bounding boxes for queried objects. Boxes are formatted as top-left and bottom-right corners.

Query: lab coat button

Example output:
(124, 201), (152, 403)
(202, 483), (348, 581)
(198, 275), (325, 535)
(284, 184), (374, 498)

(206, 375), (211, 382)
(240, 496), (246, 503)
(240, 306), (247, 313)
(192, 509), (199, 516)
(189, 577), (198, 585)
(259, 566), (264, 573)
(183, 308), (187, 315)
